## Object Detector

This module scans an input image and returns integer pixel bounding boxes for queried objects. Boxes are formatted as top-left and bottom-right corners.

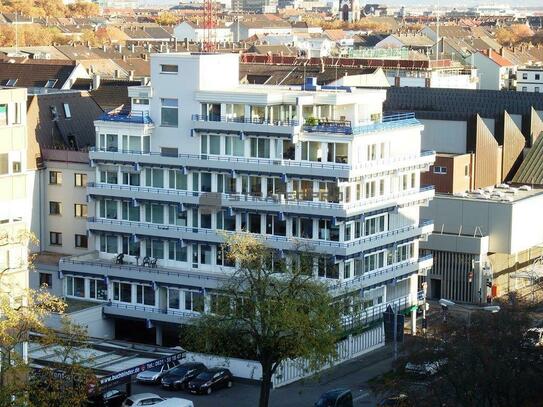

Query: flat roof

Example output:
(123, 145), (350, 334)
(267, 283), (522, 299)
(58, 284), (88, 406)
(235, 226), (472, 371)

(438, 185), (543, 204)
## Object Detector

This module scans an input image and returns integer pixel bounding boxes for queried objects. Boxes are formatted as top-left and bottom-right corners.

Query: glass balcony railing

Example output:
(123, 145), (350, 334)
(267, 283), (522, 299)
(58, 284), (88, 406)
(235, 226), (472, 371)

(192, 114), (299, 126)
(303, 113), (419, 135)
(98, 111), (153, 124)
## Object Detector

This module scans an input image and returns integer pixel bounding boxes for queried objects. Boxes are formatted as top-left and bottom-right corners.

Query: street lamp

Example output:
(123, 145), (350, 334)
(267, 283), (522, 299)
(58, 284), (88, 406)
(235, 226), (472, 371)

(439, 298), (500, 333)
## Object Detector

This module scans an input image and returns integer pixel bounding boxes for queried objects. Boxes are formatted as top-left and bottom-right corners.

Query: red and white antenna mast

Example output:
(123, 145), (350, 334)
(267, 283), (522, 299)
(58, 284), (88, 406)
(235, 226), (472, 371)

(203, 0), (216, 52)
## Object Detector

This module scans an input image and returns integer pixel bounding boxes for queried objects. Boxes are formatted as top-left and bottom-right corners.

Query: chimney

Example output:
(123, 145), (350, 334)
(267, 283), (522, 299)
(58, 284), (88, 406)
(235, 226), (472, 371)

(160, 43), (165, 53)
(128, 70), (135, 81)
(130, 43), (135, 52)
(117, 43), (123, 52)
(92, 74), (101, 90)
(103, 44), (107, 52)
(114, 69), (120, 79)
(122, 54), (127, 61)
(142, 53), (148, 60)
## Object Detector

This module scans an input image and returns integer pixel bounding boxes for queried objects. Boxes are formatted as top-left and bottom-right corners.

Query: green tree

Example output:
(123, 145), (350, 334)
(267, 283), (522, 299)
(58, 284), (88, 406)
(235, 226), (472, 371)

(182, 235), (342, 407)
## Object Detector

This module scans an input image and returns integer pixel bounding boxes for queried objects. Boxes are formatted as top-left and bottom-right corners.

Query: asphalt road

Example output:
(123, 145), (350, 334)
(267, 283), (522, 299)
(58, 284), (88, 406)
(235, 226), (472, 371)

(129, 345), (395, 407)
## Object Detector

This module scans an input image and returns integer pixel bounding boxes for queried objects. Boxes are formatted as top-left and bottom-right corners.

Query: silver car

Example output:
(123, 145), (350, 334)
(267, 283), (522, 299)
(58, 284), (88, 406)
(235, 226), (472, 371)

(121, 393), (165, 406)
(135, 361), (181, 384)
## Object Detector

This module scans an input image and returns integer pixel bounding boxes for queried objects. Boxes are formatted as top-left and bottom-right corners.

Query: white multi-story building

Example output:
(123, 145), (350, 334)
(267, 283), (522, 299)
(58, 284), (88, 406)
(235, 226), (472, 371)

(516, 67), (543, 93)
(58, 53), (434, 345)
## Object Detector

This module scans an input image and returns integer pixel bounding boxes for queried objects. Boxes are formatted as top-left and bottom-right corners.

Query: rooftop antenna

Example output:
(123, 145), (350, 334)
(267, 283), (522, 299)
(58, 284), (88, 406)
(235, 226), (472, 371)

(435, 0), (439, 64)
(203, 0), (216, 52)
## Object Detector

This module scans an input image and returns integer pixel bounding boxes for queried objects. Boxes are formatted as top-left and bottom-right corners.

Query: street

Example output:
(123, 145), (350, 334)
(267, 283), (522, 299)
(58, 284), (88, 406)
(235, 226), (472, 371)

(130, 345), (396, 406)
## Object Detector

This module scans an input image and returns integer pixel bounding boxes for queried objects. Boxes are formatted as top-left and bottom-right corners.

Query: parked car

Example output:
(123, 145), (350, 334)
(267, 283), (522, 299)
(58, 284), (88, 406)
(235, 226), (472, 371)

(186, 367), (233, 395)
(154, 399), (194, 407)
(161, 362), (207, 390)
(405, 359), (447, 376)
(136, 361), (181, 384)
(87, 389), (127, 406)
(121, 393), (165, 406)
(522, 328), (543, 348)
(378, 393), (411, 406)
(314, 388), (353, 407)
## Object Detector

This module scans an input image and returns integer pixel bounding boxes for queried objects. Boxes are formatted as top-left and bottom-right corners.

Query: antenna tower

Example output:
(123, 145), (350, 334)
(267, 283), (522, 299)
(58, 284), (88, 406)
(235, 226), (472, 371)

(203, 0), (217, 52)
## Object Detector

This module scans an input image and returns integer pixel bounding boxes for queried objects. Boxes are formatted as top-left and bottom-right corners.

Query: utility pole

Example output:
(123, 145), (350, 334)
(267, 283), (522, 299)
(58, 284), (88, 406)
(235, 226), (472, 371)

(393, 304), (398, 360)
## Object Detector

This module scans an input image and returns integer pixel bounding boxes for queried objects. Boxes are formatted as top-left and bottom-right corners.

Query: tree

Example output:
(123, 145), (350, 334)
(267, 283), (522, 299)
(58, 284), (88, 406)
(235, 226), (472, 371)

(371, 303), (543, 407)
(67, 0), (99, 18)
(182, 235), (342, 407)
(155, 11), (178, 26)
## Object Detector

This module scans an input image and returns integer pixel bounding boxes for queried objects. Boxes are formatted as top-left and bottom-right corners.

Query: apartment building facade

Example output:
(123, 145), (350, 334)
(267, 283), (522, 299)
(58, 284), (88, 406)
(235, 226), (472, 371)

(516, 67), (543, 93)
(0, 87), (37, 299)
(58, 53), (434, 344)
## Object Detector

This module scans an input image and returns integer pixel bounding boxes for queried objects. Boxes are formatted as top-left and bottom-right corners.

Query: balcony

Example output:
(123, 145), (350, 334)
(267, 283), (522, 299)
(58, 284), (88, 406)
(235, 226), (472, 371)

(192, 114), (299, 136)
(329, 254), (433, 294)
(103, 302), (198, 324)
(302, 113), (420, 136)
(97, 111), (153, 125)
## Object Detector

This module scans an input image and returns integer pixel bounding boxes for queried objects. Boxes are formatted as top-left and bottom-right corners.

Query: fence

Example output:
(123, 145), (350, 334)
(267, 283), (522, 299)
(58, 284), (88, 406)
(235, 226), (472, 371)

(271, 323), (385, 388)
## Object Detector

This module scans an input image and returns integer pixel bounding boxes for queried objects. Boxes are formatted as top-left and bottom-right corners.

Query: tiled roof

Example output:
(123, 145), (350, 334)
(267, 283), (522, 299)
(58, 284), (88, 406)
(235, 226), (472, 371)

(480, 49), (513, 67)
(0, 61), (76, 89)
(27, 91), (103, 150)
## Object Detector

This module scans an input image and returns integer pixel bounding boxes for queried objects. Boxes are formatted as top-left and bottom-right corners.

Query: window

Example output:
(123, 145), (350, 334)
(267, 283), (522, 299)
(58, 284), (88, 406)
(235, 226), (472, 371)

(282, 140), (295, 160)
(113, 281), (132, 303)
(364, 251), (385, 272)
(168, 289), (180, 309)
(364, 214), (387, 236)
(161, 64), (178, 73)
(100, 235), (118, 254)
(50, 232), (62, 246)
(266, 214), (286, 236)
(122, 201), (140, 221)
(318, 219), (339, 241)
(200, 134), (221, 155)
(49, 201), (62, 215)
(75, 234), (88, 248)
(122, 236), (140, 256)
(145, 168), (164, 188)
(89, 279), (107, 300)
(536, 74), (540, 80)
(169, 170), (188, 190)
(327, 142), (348, 163)
(301, 141), (321, 161)
(225, 136), (245, 156)
(136, 284), (155, 306)
(168, 205), (187, 226)
(317, 257), (339, 279)
(49, 171), (62, 185)
(522, 86), (528, 92)
(145, 203), (164, 224)
(122, 172), (140, 186)
(146, 239), (164, 259)
(39, 273), (52, 288)
(100, 170), (118, 184)
(536, 87), (540, 93)
(216, 210), (236, 231)
(45, 79), (58, 88)
(433, 166), (447, 174)
(168, 241), (187, 262)
(100, 199), (118, 219)
(522, 73), (528, 80)
(0, 154), (6, 175)
(66, 276), (84, 297)
(74, 204), (87, 218)
(250, 138), (270, 158)
(184, 290), (204, 312)
(217, 173), (236, 194)
(161, 98), (178, 127)
(63, 103), (71, 118)
(161, 147), (178, 157)
(397, 242), (414, 262)
(5, 79), (17, 87)
(133, 98), (149, 105)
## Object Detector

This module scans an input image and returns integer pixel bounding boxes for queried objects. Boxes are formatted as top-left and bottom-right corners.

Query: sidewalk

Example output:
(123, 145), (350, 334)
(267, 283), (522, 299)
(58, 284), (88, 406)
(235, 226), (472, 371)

(270, 345), (395, 406)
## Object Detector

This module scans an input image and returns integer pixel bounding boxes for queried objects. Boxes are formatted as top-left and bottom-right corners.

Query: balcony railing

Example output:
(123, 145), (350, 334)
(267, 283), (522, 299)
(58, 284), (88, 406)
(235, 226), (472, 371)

(98, 111), (153, 125)
(303, 113), (418, 135)
(329, 254), (433, 293)
(103, 302), (199, 320)
(192, 114), (299, 127)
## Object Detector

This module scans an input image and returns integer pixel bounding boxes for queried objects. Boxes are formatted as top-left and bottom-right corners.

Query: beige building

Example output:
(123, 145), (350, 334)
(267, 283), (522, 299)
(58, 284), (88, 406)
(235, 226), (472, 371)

(0, 87), (38, 298)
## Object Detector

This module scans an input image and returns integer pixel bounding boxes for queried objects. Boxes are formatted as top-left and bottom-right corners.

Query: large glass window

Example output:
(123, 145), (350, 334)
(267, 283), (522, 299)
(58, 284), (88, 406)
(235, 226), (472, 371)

(100, 170), (118, 184)
(146, 239), (164, 259)
(100, 200), (117, 219)
(200, 244), (212, 265)
(168, 289), (180, 309)
(397, 242), (414, 262)
(89, 279), (107, 300)
(250, 138), (270, 158)
(225, 136), (244, 157)
(122, 172), (140, 186)
(121, 201), (140, 221)
(317, 257), (339, 279)
(113, 282), (132, 303)
(122, 236), (140, 256)
(267, 177), (286, 198)
(217, 174), (236, 194)
(266, 214), (286, 236)
(136, 284), (155, 306)
(364, 214), (387, 236)
(318, 219), (339, 241)
(216, 210), (236, 231)
(161, 98), (178, 127)
(184, 290), (204, 312)
(66, 276), (85, 297)
(201, 134), (221, 155)
(168, 205), (187, 226)
(100, 235), (118, 254)
(168, 241), (187, 262)
(169, 170), (187, 190)
(364, 251), (385, 272)
(145, 168), (164, 188)
(301, 141), (321, 161)
(327, 142), (348, 163)
(145, 204), (164, 224)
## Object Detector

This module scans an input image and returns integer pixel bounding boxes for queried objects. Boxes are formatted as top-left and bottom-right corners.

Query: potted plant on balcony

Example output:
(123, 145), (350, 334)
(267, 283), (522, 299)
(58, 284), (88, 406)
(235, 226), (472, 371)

(305, 116), (319, 126)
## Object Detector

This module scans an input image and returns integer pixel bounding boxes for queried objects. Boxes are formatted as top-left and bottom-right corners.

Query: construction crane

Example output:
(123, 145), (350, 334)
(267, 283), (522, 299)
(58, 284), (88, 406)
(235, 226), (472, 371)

(202, 0), (217, 52)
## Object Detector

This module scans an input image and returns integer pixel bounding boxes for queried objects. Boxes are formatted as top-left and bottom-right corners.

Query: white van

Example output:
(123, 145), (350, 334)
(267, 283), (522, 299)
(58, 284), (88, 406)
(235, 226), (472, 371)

(154, 398), (194, 407)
